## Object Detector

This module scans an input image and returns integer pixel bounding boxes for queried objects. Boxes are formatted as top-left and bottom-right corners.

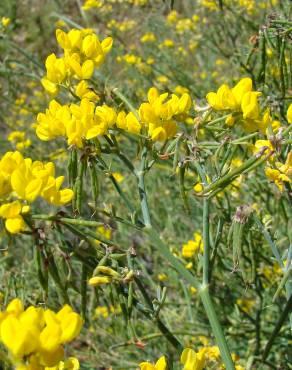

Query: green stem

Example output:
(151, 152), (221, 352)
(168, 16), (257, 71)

(203, 153), (269, 196)
(81, 264), (88, 321)
(199, 287), (235, 369)
(147, 228), (235, 370)
(137, 147), (151, 227)
(203, 199), (210, 285)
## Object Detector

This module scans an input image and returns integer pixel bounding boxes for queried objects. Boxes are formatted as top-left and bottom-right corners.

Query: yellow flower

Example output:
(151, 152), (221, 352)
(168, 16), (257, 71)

(116, 111), (142, 135)
(265, 160), (291, 191)
(206, 77), (262, 129)
(139, 87), (191, 142)
(182, 232), (203, 258)
(140, 32), (156, 43)
(41, 176), (74, 206)
(190, 286), (197, 295)
(0, 151), (73, 213)
(88, 276), (112, 286)
(241, 91), (261, 120)
(94, 306), (109, 319)
(82, 0), (102, 10)
(140, 355), (167, 370)
(174, 85), (190, 95)
(75, 80), (99, 102)
(206, 84), (236, 110)
(46, 357), (80, 370)
(287, 103), (292, 124)
(95, 225), (112, 245)
(236, 298), (255, 314)
(180, 348), (206, 370)
(1, 17), (11, 27)
(253, 139), (274, 154)
(41, 28), (112, 96)
(68, 55), (94, 80)
(157, 273), (168, 282)
(193, 183), (203, 193)
(112, 172), (124, 183)
(0, 201), (28, 234)
(0, 299), (82, 369)
(36, 100), (68, 141)
(159, 39), (175, 48)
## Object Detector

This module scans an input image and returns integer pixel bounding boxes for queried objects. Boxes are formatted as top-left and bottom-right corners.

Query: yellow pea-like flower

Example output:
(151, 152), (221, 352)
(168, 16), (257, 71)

(231, 77), (252, 106)
(180, 348), (206, 370)
(140, 355), (167, 370)
(117, 111), (141, 134)
(287, 103), (292, 124)
(206, 84), (236, 110)
(88, 276), (112, 286)
(241, 91), (262, 120)
(0, 201), (27, 234)
(0, 299), (82, 369)
(1, 314), (39, 359)
(75, 80), (99, 101)
(6, 298), (24, 315)
(60, 312), (83, 343)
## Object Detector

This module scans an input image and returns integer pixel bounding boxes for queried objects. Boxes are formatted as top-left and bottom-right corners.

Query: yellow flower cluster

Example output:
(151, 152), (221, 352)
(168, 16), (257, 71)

(258, 262), (282, 288)
(117, 53), (142, 65)
(36, 87), (191, 146)
(88, 264), (135, 287)
(7, 131), (31, 151)
(118, 87), (192, 141)
(166, 10), (200, 34)
(0, 298), (82, 369)
(236, 297), (255, 314)
(182, 232), (203, 258)
(36, 99), (116, 148)
(107, 19), (137, 33)
(140, 347), (244, 370)
(82, 0), (103, 9)
(265, 152), (292, 191)
(200, 0), (277, 13)
(93, 304), (121, 319)
(206, 77), (270, 133)
(0, 151), (73, 233)
(41, 28), (112, 95)
(140, 32), (156, 43)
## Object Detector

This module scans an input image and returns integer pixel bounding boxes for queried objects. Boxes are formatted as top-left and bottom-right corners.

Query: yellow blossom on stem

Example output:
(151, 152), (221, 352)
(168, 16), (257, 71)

(180, 348), (206, 370)
(287, 103), (292, 124)
(0, 299), (82, 369)
(140, 355), (167, 370)
(1, 17), (11, 27)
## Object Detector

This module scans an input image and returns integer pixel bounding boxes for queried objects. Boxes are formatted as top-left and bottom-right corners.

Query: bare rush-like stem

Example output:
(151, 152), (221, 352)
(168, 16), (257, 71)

(203, 198), (210, 285)
(140, 160), (235, 369)
(201, 197), (235, 369)
(137, 146), (152, 228)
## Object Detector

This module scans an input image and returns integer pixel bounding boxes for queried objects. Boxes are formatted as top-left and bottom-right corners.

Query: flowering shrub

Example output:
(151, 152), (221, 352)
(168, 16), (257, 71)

(0, 0), (291, 369)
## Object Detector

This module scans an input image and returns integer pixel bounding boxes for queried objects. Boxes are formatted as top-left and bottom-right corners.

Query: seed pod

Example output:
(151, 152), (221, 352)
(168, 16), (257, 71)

(68, 147), (78, 187)
(74, 157), (87, 214)
(89, 161), (99, 207)
(96, 266), (120, 278)
(34, 246), (48, 294)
